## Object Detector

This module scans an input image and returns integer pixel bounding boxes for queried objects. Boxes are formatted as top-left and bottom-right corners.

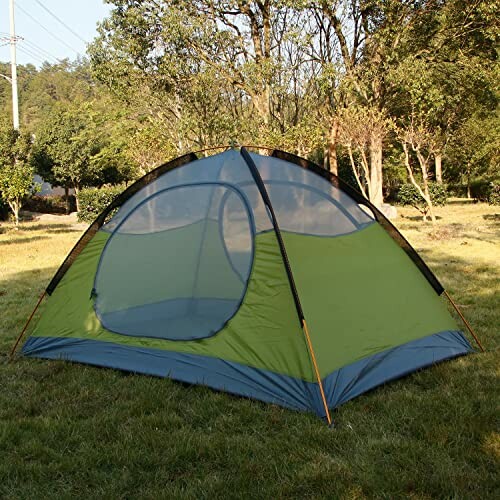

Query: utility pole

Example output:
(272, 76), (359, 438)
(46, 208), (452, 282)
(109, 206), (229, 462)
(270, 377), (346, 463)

(9, 0), (20, 130)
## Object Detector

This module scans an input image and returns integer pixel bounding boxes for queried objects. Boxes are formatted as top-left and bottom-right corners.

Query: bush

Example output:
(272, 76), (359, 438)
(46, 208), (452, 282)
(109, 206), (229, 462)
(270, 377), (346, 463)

(77, 185), (124, 223)
(469, 179), (491, 201)
(24, 194), (76, 214)
(446, 183), (468, 198)
(398, 182), (447, 216)
(488, 183), (500, 205)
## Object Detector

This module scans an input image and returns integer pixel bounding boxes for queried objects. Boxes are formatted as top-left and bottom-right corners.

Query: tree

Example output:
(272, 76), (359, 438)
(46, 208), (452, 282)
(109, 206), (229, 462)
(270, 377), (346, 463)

(32, 100), (135, 211)
(0, 124), (38, 226)
(446, 111), (500, 197)
(397, 120), (440, 223)
(338, 105), (391, 200)
(89, 1), (322, 155)
(398, 182), (447, 220)
(385, 0), (499, 192)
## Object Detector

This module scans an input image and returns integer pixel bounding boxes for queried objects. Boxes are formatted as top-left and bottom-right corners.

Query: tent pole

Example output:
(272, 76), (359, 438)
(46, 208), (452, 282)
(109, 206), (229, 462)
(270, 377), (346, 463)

(9, 291), (46, 361)
(443, 290), (484, 352)
(302, 320), (332, 425)
(239, 147), (332, 425)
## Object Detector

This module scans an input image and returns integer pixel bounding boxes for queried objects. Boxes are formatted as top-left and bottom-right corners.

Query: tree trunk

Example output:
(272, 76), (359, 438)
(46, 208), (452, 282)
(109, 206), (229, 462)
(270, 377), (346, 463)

(65, 186), (70, 214)
(323, 145), (329, 171)
(369, 135), (384, 207)
(417, 151), (436, 223)
(327, 117), (339, 176)
(435, 153), (443, 183)
(9, 200), (20, 228)
(254, 88), (271, 127)
(422, 180), (436, 223)
(74, 185), (80, 213)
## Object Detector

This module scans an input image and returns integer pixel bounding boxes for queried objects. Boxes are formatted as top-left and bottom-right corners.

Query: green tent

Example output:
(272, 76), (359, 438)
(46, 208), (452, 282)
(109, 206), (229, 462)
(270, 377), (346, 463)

(20, 148), (474, 423)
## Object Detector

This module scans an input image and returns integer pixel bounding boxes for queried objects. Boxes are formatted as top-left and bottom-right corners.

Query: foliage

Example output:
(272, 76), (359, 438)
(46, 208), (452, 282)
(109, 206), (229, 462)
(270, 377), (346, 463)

(0, 125), (38, 226)
(446, 111), (499, 186)
(488, 183), (500, 205)
(32, 100), (136, 202)
(398, 182), (447, 217)
(0, 0), (498, 208)
(23, 194), (77, 215)
(76, 185), (124, 223)
(469, 178), (494, 202)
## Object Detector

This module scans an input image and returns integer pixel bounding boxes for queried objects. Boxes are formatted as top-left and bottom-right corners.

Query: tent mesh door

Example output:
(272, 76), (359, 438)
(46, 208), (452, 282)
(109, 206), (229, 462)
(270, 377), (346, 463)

(93, 183), (254, 341)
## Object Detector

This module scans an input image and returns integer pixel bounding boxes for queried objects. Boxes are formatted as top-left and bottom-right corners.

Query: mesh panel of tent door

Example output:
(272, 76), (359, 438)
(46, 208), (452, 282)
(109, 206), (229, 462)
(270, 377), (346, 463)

(94, 183), (254, 341)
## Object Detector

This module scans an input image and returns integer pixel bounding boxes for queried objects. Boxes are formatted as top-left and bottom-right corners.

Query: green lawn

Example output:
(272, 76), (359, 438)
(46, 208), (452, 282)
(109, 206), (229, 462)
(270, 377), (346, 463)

(0, 204), (498, 499)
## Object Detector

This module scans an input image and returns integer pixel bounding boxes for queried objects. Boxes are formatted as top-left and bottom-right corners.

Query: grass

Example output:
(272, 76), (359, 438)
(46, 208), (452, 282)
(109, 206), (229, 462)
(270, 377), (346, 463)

(0, 204), (499, 499)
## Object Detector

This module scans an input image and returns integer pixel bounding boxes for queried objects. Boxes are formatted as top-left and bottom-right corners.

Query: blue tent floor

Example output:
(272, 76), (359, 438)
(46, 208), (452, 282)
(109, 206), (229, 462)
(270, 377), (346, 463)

(22, 330), (473, 420)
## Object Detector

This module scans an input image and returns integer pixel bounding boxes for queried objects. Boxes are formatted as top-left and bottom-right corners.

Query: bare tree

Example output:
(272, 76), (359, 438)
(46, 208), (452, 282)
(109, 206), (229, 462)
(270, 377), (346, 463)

(398, 120), (438, 223)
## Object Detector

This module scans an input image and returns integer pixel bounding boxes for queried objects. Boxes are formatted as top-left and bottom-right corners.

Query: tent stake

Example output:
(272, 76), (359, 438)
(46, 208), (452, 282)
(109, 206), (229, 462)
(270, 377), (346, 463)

(9, 291), (46, 361)
(303, 320), (332, 426)
(443, 290), (484, 352)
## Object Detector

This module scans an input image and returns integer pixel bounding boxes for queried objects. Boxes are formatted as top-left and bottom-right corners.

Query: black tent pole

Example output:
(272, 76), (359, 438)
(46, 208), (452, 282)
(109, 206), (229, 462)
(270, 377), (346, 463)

(240, 147), (333, 426)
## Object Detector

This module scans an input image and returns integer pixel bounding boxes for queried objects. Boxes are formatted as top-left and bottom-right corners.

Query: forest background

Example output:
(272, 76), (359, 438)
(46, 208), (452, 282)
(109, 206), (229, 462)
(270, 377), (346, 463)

(0, 0), (498, 224)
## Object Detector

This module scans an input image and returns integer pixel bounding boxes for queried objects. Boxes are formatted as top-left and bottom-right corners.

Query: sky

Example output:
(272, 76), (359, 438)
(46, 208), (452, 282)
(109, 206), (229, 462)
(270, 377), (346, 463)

(0, 0), (112, 67)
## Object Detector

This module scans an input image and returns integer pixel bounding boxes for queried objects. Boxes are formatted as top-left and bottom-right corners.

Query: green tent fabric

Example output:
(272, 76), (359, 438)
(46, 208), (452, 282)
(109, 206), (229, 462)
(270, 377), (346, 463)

(21, 148), (473, 422)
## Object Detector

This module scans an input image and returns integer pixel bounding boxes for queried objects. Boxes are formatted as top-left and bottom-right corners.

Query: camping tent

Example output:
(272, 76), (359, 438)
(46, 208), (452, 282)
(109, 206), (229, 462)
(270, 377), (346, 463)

(20, 147), (473, 423)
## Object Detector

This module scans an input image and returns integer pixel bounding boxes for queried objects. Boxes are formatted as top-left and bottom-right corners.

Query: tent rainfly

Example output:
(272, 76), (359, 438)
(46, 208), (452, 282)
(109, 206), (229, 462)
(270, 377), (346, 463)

(16, 147), (478, 424)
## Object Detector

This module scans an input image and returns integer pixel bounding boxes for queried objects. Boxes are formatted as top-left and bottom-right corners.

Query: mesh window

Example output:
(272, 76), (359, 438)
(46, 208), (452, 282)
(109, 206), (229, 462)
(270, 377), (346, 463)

(103, 149), (275, 235)
(94, 183), (254, 341)
(250, 153), (374, 236)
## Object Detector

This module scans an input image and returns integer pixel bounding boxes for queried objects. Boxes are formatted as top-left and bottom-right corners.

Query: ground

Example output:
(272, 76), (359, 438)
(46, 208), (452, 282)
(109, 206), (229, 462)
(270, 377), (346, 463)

(0, 203), (498, 499)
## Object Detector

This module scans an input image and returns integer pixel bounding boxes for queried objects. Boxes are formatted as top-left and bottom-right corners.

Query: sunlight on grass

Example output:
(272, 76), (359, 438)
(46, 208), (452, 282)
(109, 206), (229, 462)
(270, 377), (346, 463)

(0, 205), (498, 498)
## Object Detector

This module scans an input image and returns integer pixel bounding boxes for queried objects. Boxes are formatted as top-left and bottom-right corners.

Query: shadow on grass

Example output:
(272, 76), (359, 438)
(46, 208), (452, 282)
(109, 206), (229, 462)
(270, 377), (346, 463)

(17, 223), (80, 232)
(0, 267), (56, 350)
(49, 227), (85, 234)
(401, 214), (443, 221)
(0, 235), (51, 246)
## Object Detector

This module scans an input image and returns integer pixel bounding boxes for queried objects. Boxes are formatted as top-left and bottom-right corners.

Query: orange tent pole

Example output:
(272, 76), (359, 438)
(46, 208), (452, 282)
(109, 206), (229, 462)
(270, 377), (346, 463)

(302, 320), (332, 425)
(443, 290), (484, 352)
(9, 291), (46, 361)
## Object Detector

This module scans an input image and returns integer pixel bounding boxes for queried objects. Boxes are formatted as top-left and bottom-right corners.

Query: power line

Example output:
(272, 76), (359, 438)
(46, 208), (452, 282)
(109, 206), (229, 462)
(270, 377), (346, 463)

(16, 3), (81, 55)
(19, 41), (57, 64)
(2, 35), (64, 65)
(16, 44), (45, 64)
(22, 38), (61, 63)
(30, 0), (87, 44)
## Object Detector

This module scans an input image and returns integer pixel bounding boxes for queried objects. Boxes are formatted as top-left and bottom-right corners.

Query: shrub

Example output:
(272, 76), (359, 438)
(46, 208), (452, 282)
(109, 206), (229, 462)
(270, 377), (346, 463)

(488, 183), (500, 205)
(398, 182), (447, 217)
(24, 194), (76, 214)
(77, 185), (124, 223)
(469, 178), (491, 201)
(446, 183), (468, 198)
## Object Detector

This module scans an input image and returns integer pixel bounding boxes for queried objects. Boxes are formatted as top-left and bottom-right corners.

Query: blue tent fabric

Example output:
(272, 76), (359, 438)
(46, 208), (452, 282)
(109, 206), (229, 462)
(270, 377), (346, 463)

(23, 329), (472, 420)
